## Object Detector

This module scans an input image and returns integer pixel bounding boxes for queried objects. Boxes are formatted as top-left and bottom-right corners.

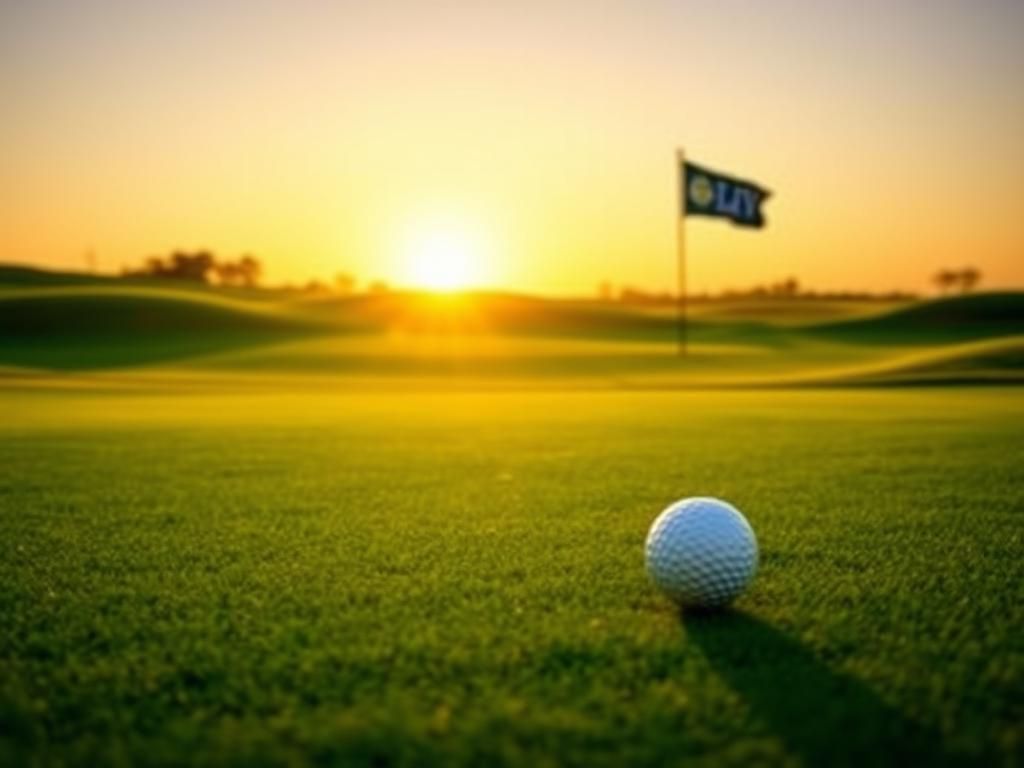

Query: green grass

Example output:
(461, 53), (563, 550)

(806, 292), (1024, 345)
(786, 336), (1024, 386)
(1, 387), (1021, 766)
(0, 264), (127, 288)
(1, 276), (1022, 764)
(3, 284), (1024, 386)
(0, 288), (332, 369)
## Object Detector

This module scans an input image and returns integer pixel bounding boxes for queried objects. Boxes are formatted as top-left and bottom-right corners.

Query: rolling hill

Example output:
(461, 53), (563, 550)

(804, 292), (1024, 344)
(1, 267), (1022, 385)
(0, 287), (329, 369)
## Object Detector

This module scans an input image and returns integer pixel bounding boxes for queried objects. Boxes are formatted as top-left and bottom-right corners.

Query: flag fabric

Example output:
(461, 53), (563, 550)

(683, 160), (770, 228)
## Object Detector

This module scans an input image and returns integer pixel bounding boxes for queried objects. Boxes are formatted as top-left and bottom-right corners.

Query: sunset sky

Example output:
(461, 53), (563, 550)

(3, 0), (1022, 295)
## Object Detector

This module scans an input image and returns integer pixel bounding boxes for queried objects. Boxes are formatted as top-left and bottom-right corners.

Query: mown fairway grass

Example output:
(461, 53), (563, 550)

(1, 386), (1021, 767)
(3, 281), (1024, 385)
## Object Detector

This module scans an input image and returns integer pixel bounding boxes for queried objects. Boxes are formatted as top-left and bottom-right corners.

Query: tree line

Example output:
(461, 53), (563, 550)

(120, 252), (383, 295)
(931, 267), (981, 295)
(601, 277), (917, 305)
(122, 252), (985, 300)
(122, 251), (262, 287)
(602, 267), (984, 305)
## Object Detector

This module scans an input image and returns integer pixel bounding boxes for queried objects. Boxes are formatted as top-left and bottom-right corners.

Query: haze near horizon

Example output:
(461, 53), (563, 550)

(2, 0), (1022, 295)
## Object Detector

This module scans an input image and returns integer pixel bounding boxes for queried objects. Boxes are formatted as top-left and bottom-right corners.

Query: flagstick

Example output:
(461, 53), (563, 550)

(676, 148), (687, 357)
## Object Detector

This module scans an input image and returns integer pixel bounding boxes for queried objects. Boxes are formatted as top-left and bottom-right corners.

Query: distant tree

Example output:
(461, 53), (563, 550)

(957, 267), (981, 293)
(368, 280), (390, 295)
(214, 255), (262, 288)
(214, 261), (240, 286)
(144, 255), (166, 276)
(236, 254), (262, 288)
(124, 250), (261, 286)
(617, 287), (674, 305)
(168, 250), (215, 281)
(770, 277), (800, 297)
(335, 273), (356, 296)
(598, 281), (614, 302)
(932, 269), (958, 295)
(129, 250), (215, 282)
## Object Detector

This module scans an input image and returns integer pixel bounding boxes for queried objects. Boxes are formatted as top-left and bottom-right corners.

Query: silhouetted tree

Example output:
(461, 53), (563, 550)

(209, 254), (263, 287)
(124, 250), (261, 286)
(957, 267), (981, 293)
(144, 255), (166, 276)
(932, 269), (958, 295)
(770, 277), (800, 297)
(368, 280), (390, 295)
(213, 261), (239, 285)
(932, 267), (982, 295)
(130, 250), (215, 281)
(236, 254), (261, 288)
(167, 250), (215, 281)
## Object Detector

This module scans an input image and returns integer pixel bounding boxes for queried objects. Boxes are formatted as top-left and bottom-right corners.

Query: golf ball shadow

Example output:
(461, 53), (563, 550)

(682, 610), (960, 767)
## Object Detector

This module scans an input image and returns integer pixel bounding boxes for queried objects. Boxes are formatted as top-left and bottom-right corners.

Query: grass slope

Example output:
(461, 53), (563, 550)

(686, 297), (908, 325)
(2, 284), (1023, 385)
(0, 388), (1021, 766)
(0, 288), (330, 369)
(0, 264), (126, 288)
(805, 292), (1024, 344)
(787, 336), (1024, 387)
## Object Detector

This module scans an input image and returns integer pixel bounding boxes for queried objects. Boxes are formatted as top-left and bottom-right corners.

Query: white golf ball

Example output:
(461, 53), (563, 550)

(645, 497), (758, 607)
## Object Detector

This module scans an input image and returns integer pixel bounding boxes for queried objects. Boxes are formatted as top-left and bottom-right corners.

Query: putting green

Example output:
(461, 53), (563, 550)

(1, 386), (1021, 766)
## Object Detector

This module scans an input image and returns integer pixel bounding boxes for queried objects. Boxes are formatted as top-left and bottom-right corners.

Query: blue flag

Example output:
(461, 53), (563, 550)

(683, 161), (770, 228)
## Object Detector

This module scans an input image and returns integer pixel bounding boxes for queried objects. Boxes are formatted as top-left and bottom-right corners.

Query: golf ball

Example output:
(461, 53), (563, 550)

(645, 497), (758, 607)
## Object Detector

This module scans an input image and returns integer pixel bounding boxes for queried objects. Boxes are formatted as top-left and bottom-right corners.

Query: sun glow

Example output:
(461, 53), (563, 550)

(402, 222), (488, 292)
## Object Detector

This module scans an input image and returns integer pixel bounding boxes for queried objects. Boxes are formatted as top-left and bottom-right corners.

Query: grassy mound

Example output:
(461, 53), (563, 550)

(289, 293), (795, 346)
(0, 264), (284, 303)
(811, 336), (1024, 386)
(687, 298), (904, 325)
(0, 287), (326, 369)
(0, 264), (121, 288)
(806, 292), (1024, 344)
(3, 280), (1022, 382)
(299, 294), (681, 347)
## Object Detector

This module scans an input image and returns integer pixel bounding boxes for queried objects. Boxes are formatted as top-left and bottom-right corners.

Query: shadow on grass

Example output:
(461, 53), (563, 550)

(684, 610), (967, 767)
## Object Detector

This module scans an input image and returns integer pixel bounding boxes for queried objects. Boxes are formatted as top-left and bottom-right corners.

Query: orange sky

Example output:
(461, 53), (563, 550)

(2, 0), (1023, 295)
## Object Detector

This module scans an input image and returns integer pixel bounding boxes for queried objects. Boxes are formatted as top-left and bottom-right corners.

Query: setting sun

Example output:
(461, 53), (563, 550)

(402, 224), (487, 292)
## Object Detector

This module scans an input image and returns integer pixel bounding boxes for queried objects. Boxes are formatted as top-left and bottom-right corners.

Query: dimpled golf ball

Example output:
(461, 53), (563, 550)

(645, 497), (758, 607)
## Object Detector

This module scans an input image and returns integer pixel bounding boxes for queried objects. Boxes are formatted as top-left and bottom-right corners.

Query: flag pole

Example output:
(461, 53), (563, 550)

(676, 148), (687, 357)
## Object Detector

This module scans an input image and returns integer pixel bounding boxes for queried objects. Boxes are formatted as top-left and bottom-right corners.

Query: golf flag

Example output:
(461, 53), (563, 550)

(683, 160), (770, 228)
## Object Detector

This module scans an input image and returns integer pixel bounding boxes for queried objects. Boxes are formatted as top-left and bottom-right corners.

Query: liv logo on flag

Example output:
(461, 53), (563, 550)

(683, 161), (770, 228)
